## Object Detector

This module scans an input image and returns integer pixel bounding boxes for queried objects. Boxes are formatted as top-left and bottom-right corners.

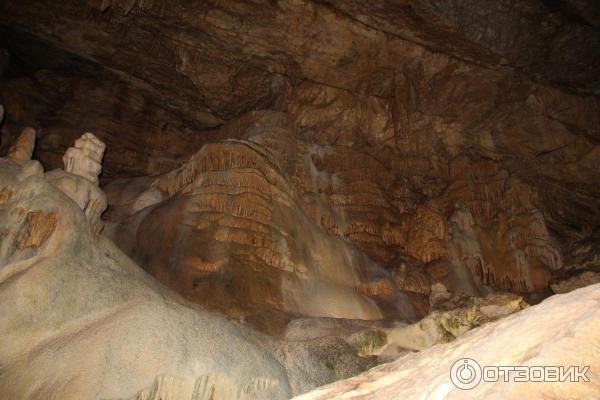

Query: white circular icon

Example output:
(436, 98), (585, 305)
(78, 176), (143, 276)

(450, 358), (482, 390)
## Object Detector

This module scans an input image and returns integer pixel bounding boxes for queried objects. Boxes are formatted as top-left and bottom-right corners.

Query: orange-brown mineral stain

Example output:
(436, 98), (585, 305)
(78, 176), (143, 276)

(0, 186), (12, 203)
(16, 211), (57, 250)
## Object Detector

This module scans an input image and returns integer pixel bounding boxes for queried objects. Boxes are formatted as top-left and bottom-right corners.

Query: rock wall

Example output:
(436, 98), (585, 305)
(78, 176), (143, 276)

(1, 0), (599, 330)
(1, 2), (600, 399)
(105, 112), (418, 327)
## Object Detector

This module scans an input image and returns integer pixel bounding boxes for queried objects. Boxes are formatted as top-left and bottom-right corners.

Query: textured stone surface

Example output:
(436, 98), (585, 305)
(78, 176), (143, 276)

(102, 91), (599, 327)
(6, 126), (35, 161)
(104, 112), (417, 327)
(0, 141), (295, 400)
(0, 41), (209, 180)
(0, 136), (390, 400)
(1, 3), (599, 246)
(551, 270), (600, 294)
(1, 0), (599, 320)
(370, 291), (528, 362)
(0, 2), (600, 397)
(294, 283), (600, 400)
(1, 0), (599, 176)
(46, 132), (108, 234)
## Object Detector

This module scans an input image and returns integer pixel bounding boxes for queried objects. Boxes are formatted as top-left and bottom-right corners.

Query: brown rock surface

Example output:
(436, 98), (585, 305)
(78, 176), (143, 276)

(1, 0), (600, 334)
(1, 3), (600, 398)
(15, 210), (57, 250)
(104, 112), (417, 326)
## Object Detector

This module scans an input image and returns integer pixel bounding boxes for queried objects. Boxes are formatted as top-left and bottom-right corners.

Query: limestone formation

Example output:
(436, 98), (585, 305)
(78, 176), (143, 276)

(362, 291), (528, 361)
(0, 149), (443, 399)
(62, 132), (106, 185)
(1, 140), (384, 400)
(104, 114), (417, 326)
(294, 284), (600, 400)
(101, 96), (599, 329)
(0, 2), (599, 399)
(46, 133), (107, 234)
(7, 127), (36, 161)
(15, 210), (57, 250)
(2, 4), (600, 310)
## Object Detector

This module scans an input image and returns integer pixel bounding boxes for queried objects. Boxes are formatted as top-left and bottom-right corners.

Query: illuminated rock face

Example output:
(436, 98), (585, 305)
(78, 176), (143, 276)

(0, 157), (294, 400)
(1, 136), (382, 400)
(1, 0), (600, 332)
(293, 283), (600, 400)
(6, 126), (36, 161)
(102, 90), (599, 327)
(105, 112), (417, 325)
(62, 132), (106, 185)
(0, 2), (599, 399)
(46, 133), (108, 234)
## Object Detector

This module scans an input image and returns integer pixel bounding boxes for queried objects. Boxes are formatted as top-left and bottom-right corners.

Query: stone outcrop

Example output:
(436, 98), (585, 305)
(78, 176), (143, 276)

(294, 283), (600, 400)
(104, 112), (417, 327)
(0, 132), (386, 400)
(370, 291), (528, 362)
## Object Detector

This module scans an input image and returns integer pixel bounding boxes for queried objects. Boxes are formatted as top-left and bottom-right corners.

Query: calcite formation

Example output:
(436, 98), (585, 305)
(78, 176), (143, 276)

(105, 114), (417, 327)
(15, 210), (57, 250)
(46, 133), (108, 234)
(100, 87), (600, 328)
(6, 126), (36, 161)
(62, 132), (106, 185)
(1, 5), (599, 295)
(294, 283), (600, 400)
(101, 90), (598, 330)
(370, 291), (529, 361)
(0, 151), (290, 399)
(0, 2), (600, 399)
(0, 136), (396, 400)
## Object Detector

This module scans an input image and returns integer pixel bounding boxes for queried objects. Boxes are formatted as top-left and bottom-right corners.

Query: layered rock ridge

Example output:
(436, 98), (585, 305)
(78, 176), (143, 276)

(104, 112), (418, 327)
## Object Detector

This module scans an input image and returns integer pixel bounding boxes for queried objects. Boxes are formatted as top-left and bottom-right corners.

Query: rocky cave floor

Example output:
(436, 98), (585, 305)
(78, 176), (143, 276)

(0, 1), (600, 399)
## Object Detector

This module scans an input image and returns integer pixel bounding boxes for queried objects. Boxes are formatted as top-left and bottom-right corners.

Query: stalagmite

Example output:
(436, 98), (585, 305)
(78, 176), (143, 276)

(46, 133), (107, 234)
(62, 132), (106, 185)
(7, 127), (36, 161)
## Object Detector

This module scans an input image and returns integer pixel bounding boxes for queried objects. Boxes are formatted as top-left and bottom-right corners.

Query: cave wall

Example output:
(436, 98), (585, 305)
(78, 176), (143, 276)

(1, 0), (599, 320)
